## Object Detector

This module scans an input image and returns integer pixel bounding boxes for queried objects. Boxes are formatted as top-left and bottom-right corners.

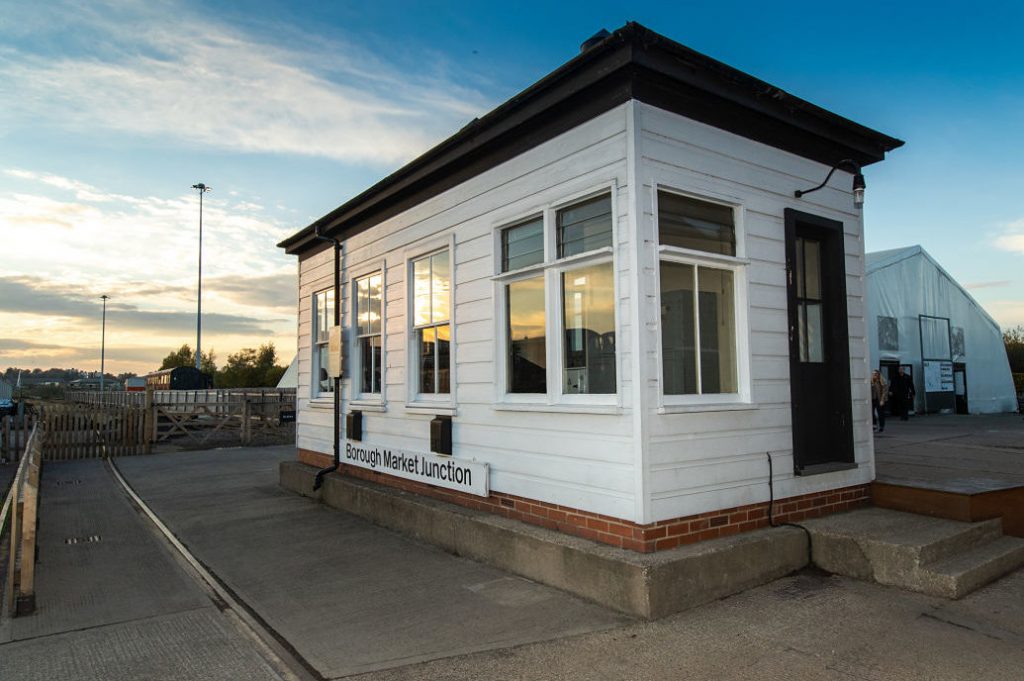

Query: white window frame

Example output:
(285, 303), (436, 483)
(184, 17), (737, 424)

(492, 183), (620, 410)
(406, 236), (456, 412)
(350, 264), (386, 409)
(311, 287), (336, 400)
(653, 186), (752, 410)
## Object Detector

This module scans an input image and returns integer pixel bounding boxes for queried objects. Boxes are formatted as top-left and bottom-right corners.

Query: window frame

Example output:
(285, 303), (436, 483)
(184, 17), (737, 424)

(492, 183), (620, 409)
(311, 287), (336, 400)
(350, 264), (386, 408)
(406, 236), (456, 411)
(653, 186), (752, 410)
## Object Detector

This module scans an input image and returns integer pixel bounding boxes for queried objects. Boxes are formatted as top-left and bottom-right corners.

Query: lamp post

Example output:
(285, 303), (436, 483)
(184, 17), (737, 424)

(191, 183), (211, 371)
(100, 294), (109, 392)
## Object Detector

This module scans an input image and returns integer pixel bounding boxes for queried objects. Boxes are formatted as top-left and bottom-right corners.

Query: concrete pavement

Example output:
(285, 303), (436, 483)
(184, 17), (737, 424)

(6, 442), (1023, 680)
(875, 413), (1024, 488)
(114, 446), (629, 678)
(346, 568), (1024, 681)
(0, 459), (289, 681)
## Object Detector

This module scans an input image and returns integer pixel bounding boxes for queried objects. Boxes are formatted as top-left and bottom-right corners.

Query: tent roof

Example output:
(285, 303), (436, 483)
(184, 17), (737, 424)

(866, 244), (1003, 333)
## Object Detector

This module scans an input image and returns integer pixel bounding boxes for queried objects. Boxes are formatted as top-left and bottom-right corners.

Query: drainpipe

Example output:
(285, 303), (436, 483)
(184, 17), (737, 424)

(313, 226), (342, 491)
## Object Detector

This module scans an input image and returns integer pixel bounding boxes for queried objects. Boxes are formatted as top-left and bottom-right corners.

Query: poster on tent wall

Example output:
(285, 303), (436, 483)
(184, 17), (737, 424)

(923, 360), (955, 393)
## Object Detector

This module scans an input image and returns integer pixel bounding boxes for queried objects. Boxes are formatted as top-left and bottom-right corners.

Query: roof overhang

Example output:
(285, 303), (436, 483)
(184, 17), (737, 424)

(279, 22), (903, 257)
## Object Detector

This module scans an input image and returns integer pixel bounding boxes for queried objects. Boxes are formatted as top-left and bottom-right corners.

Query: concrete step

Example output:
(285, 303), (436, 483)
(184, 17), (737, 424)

(801, 508), (1024, 599)
(924, 536), (1024, 599)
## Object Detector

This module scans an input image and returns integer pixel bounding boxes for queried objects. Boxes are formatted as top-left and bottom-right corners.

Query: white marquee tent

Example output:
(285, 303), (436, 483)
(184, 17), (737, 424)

(866, 245), (1016, 414)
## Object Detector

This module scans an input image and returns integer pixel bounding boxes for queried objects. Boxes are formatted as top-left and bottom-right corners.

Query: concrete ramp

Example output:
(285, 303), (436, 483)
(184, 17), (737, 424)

(802, 508), (1024, 599)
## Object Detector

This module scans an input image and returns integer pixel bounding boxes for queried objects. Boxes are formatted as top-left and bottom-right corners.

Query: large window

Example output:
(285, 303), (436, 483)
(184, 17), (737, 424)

(312, 288), (335, 397)
(497, 191), (616, 401)
(354, 272), (383, 396)
(658, 190), (741, 397)
(412, 250), (450, 395)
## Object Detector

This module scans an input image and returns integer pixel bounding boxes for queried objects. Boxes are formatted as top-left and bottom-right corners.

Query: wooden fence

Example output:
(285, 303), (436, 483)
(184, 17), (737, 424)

(68, 388), (296, 409)
(3, 423), (40, 616)
(38, 404), (148, 460)
(1, 413), (36, 463)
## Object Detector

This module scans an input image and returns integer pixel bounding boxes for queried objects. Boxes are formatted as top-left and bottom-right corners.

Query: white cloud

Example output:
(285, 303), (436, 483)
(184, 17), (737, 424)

(992, 217), (1024, 255)
(0, 1), (490, 165)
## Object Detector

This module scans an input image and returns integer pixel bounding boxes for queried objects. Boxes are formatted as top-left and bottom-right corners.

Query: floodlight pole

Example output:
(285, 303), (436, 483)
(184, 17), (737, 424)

(192, 183), (211, 371)
(100, 294), (109, 392)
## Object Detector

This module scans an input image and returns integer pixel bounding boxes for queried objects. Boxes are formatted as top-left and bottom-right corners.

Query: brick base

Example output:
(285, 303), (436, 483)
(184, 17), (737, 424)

(297, 448), (870, 553)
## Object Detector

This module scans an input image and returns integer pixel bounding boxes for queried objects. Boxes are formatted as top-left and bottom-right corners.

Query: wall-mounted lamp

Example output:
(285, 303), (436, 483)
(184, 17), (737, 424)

(794, 159), (865, 209)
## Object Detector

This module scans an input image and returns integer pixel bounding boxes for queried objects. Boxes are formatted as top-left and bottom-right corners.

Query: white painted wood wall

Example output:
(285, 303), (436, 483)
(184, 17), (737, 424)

(294, 100), (875, 525)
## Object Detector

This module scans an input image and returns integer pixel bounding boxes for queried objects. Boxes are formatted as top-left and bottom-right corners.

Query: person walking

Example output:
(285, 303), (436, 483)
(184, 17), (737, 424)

(890, 366), (916, 421)
(871, 370), (888, 432)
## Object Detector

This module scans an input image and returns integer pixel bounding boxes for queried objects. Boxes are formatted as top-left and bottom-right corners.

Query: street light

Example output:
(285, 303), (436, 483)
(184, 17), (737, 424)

(191, 183), (211, 372)
(100, 294), (109, 392)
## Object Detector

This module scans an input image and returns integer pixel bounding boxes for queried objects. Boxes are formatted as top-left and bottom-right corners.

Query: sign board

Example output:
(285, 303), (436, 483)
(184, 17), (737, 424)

(923, 360), (954, 393)
(343, 440), (490, 497)
(327, 325), (343, 378)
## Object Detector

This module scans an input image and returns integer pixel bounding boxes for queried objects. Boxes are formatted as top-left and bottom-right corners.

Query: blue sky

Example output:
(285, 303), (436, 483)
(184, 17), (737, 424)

(2, 0), (1022, 374)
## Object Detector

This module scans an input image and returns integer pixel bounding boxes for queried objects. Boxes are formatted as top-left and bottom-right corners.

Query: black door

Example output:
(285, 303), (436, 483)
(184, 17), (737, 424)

(954, 363), (968, 414)
(785, 209), (854, 473)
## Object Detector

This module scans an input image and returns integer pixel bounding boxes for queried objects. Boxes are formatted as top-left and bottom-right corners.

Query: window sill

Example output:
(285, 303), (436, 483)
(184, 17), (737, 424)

(493, 402), (622, 415)
(349, 400), (386, 413)
(658, 402), (758, 414)
(405, 403), (457, 417)
(309, 397), (335, 410)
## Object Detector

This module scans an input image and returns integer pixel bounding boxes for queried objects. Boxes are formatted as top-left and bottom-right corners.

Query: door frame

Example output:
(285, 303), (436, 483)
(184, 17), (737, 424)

(784, 208), (855, 474)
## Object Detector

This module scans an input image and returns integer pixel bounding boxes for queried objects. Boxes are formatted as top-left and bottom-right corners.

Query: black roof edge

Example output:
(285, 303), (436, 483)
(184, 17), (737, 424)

(279, 22), (903, 256)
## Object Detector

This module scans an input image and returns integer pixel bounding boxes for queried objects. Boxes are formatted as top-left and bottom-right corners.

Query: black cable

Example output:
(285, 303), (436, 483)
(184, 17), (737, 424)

(766, 451), (814, 565)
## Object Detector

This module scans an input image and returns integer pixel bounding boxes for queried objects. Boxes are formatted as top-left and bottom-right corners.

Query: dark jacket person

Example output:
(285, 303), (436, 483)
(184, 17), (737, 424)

(890, 366), (916, 421)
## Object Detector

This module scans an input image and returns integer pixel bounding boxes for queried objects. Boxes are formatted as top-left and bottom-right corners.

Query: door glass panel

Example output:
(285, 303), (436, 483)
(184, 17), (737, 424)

(803, 240), (821, 300)
(796, 238), (806, 298)
(804, 302), (824, 363)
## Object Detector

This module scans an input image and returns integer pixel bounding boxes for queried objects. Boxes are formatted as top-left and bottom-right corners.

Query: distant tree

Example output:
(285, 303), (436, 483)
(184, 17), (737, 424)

(216, 343), (286, 388)
(158, 344), (217, 374)
(1005, 326), (1024, 374)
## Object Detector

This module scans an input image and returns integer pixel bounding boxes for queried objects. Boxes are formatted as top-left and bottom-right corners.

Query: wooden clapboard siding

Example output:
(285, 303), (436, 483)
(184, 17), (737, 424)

(296, 105), (636, 518)
(636, 102), (873, 523)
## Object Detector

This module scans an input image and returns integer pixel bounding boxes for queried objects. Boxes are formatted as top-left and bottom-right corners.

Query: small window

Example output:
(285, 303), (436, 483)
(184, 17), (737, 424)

(502, 217), (544, 272)
(660, 262), (737, 394)
(557, 194), (612, 258)
(658, 191), (735, 256)
(507, 276), (546, 393)
(355, 273), (383, 395)
(878, 316), (899, 351)
(562, 262), (616, 394)
(412, 251), (450, 395)
(312, 289), (335, 396)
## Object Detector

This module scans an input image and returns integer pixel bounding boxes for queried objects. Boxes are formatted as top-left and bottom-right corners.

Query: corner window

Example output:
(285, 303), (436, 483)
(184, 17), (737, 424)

(412, 250), (450, 395)
(657, 190), (742, 398)
(354, 273), (383, 396)
(312, 289), (335, 397)
(497, 191), (617, 401)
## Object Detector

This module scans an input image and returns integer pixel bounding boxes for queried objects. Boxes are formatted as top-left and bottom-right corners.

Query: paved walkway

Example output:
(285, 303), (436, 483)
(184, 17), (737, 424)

(5, 443), (1023, 680)
(114, 446), (628, 678)
(874, 413), (1024, 490)
(0, 460), (287, 681)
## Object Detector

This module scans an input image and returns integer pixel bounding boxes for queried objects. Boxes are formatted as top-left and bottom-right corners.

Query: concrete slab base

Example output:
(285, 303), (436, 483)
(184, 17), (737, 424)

(801, 507), (1024, 599)
(280, 461), (808, 619)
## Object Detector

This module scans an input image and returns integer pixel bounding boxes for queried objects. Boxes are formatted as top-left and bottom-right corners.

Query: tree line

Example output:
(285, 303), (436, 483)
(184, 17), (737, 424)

(1005, 325), (1024, 394)
(159, 343), (288, 389)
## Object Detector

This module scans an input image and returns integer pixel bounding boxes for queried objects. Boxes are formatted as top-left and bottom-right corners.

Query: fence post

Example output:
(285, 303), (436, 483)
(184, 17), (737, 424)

(241, 399), (252, 445)
(144, 386), (154, 454)
(16, 453), (40, 615)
